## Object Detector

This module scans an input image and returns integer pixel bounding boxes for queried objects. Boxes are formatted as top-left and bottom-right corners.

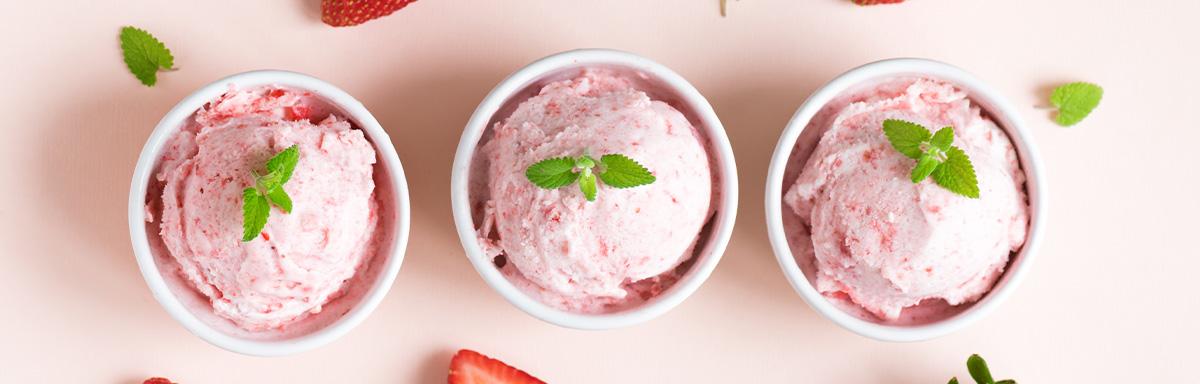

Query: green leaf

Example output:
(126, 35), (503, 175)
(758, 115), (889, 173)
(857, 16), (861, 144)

(266, 145), (300, 185)
(949, 378), (959, 384)
(526, 157), (579, 189)
(932, 146), (980, 198)
(882, 119), (932, 159)
(598, 154), (656, 188)
(910, 154), (941, 183)
(1050, 82), (1103, 126)
(931, 126), (955, 151)
(579, 169), (597, 201)
(994, 380), (1016, 384)
(242, 188), (270, 242)
(267, 187), (293, 214)
(119, 26), (175, 86)
(966, 354), (994, 384)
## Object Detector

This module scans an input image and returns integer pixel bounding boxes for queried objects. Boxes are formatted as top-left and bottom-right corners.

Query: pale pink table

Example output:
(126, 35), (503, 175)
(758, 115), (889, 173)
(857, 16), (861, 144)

(1, 1), (1193, 382)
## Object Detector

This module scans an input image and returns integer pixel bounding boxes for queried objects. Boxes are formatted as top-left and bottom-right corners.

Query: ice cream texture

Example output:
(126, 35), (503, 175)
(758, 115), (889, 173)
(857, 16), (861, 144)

(154, 86), (381, 331)
(475, 69), (713, 313)
(784, 78), (1028, 320)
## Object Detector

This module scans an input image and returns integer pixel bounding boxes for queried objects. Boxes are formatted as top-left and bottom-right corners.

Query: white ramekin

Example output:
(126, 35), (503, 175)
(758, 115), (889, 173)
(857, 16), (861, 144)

(128, 70), (411, 356)
(765, 58), (1047, 342)
(451, 49), (739, 330)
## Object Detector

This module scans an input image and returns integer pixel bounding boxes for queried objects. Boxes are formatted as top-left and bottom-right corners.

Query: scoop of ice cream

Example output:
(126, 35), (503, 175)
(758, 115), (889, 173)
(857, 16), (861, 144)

(156, 86), (380, 331)
(784, 78), (1028, 320)
(476, 69), (712, 313)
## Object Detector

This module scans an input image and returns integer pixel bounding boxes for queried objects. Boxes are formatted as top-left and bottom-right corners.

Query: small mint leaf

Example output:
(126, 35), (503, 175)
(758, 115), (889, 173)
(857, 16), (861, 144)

(910, 154), (941, 183)
(966, 354), (994, 384)
(579, 169), (597, 201)
(598, 154), (656, 188)
(242, 188), (270, 242)
(526, 157), (579, 189)
(1050, 82), (1103, 126)
(266, 145), (300, 184)
(883, 119), (932, 159)
(931, 126), (954, 151)
(994, 380), (1016, 384)
(932, 146), (980, 198)
(949, 378), (959, 384)
(119, 26), (175, 86)
(267, 187), (293, 213)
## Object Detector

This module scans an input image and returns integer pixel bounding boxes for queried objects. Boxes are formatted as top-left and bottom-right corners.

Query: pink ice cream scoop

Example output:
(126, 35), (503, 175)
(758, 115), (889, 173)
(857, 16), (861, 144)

(154, 86), (381, 331)
(475, 69), (713, 313)
(784, 78), (1029, 321)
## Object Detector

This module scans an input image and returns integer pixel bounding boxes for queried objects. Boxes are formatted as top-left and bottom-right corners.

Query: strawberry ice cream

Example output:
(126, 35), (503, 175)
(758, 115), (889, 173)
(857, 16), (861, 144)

(473, 69), (713, 313)
(783, 78), (1028, 321)
(152, 86), (382, 331)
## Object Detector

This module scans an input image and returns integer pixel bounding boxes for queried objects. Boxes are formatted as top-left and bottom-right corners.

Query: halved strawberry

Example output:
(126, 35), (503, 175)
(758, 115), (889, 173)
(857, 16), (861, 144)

(449, 349), (546, 384)
(321, 0), (417, 27)
(143, 378), (174, 384)
(852, 0), (905, 5)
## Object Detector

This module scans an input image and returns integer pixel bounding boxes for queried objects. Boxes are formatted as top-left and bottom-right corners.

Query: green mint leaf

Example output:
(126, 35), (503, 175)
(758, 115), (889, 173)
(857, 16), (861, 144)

(932, 146), (980, 198)
(911, 154), (941, 183)
(526, 157), (579, 189)
(119, 26), (175, 87)
(1050, 82), (1103, 126)
(966, 354), (994, 384)
(598, 154), (656, 188)
(949, 378), (959, 384)
(267, 187), (293, 214)
(994, 380), (1016, 384)
(266, 145), (300, 184)
(256, 171), (283, 192)
(242, 188), (270, 242)
(931, 126), (954, 151)
(882, 119), (932, 159)
(579, 169), (597, 201)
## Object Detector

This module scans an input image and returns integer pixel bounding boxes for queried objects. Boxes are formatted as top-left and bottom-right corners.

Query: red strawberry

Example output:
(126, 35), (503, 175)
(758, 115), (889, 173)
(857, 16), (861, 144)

(448, 349), (546, 384)
(143, 378), (174, 384)
(852, 0), (904, 5)
(321, 0), (417, 27)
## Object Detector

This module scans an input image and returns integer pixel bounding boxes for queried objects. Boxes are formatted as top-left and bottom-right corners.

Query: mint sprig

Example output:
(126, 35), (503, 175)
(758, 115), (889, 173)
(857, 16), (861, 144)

(949, 354), (1016, 384)
(882, 119), (979, 198)
(524, 153), (656, 202)
(119, 26), (175, 87)
(1050, 82), (1103, 126)
(242, 145), (300, 242)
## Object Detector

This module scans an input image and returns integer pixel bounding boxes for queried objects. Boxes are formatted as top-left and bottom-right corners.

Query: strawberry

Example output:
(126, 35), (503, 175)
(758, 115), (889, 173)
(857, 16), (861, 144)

(321, 0), (417, 27)
(852, 0), (904, 5)
(143, 378), (174, 384)
(448, 349), (546, 384)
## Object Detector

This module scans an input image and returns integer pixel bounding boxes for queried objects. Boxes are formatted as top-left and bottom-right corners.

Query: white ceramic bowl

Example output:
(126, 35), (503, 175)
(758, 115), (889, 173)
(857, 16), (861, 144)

(451, 49), (738, 329)
(128, 70), (411, 356)
(765, 58), (1047, 342)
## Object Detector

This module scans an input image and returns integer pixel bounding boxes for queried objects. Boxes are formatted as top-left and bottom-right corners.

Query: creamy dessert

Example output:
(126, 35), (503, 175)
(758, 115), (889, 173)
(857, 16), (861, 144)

(474, 69), (714, 313)
(151, 86), (382, 331)
(784, 77), (1029, 321)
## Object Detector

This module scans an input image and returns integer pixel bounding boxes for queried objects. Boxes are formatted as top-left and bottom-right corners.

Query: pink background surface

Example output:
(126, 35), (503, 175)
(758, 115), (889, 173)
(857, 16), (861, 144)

(1, 1), (1194, 382)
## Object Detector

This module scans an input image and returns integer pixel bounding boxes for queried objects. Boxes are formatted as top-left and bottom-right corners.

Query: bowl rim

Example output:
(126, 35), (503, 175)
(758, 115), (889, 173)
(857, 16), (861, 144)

(127, 69), (412, 356)
(450, 48), (739, 330)
(763, 58), (1048, 342)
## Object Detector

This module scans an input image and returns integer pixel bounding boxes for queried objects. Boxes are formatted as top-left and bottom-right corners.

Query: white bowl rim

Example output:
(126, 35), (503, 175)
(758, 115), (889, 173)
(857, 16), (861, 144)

(127, 69), (412, 356)
(450, 49), (739, 330)
(763, 58), (1048, 342)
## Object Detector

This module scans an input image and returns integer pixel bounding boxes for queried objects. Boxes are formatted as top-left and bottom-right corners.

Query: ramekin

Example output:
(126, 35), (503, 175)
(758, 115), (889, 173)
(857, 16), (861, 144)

(764, 58), (1047, 342)
(128, 70), (411, 356)
(451, 49), (739, 330)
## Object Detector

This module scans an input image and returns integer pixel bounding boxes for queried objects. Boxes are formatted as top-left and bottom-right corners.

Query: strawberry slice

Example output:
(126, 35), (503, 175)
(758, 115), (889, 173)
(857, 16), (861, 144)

(321, 0), (417, 27)
(143, 378), (175, 384)
(449, 349), (546, 384)
(852, 0), (905, 5)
